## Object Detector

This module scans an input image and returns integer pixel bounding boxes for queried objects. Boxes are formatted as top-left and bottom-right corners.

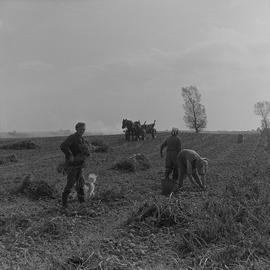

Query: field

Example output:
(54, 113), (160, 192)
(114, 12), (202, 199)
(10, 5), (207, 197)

(0, 132), (270, 270)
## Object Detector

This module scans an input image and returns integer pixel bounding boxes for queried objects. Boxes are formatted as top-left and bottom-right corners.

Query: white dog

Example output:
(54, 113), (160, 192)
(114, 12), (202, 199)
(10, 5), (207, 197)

(84, 173), (97, 199)
(69, 173), (98, 201)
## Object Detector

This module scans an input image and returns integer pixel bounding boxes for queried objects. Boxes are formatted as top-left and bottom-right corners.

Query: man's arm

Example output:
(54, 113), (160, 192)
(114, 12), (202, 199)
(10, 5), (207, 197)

(192, 171), (204, 188)
(60, 136), (74, 160)
(160, 140), (167, 157)
(186, 161), (203, 188)
(81, 138), (90, 156)
(186, 160), (192, 175)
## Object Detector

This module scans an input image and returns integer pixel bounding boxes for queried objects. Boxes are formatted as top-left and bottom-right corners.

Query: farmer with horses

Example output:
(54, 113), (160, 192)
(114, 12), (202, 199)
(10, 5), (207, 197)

(160, 128), (182, 181)
(60, 122), (90, 208)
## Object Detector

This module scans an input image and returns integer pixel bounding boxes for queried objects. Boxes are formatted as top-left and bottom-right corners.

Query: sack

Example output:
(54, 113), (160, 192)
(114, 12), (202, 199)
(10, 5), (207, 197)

(161, 178), (177, 195)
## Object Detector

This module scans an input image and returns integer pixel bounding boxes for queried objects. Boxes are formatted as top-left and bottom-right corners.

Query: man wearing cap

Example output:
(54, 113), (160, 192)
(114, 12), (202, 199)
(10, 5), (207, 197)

(160, 128), (182, 181)
(177, 149), (208, 190)
(60, 122), (90, 208)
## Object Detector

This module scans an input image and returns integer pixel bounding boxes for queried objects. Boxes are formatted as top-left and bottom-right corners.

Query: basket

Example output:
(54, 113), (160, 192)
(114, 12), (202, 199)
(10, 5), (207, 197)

(161, 178), (177, 195)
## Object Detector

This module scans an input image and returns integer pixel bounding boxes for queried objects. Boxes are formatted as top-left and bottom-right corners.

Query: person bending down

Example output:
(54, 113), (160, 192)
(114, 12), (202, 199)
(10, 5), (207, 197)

(177, 149), (208, 190)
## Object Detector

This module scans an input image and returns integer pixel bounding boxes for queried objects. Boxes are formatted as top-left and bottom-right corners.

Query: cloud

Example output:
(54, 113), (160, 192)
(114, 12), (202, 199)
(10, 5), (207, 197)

(66, 38), (269, 100)
(148, 40), (270, 76)
(86, 120), (121, 133)
(69, 64), (105, 74)
(18, 60), (55, 71)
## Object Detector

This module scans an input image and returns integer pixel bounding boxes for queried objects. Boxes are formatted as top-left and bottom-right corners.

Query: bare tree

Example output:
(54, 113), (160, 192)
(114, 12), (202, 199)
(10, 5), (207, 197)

(181, 86), (207, 133)
(254, 101), (270, 129)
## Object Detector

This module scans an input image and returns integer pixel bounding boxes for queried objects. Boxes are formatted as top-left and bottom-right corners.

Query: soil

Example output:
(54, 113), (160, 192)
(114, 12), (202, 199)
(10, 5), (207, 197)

(0, 132), (269, 270)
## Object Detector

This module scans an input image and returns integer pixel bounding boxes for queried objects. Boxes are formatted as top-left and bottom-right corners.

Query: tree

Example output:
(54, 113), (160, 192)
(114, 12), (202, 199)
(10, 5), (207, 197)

(181, 86), (207, 133)
(254, 101), (270, 129)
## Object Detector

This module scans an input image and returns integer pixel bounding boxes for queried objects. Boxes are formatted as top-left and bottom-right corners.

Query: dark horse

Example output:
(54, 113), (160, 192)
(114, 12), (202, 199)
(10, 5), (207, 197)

(133, 121), (146, 141)
(122, 119), (134, 141)
(141, 120), (157, 139)
(122, 119), (146, 141)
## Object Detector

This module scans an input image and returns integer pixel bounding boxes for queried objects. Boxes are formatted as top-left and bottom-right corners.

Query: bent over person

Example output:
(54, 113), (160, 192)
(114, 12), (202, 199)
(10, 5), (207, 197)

(177, 149), (208, 190)
(160, 128), (182, 181)
(60, 122), (90, 208)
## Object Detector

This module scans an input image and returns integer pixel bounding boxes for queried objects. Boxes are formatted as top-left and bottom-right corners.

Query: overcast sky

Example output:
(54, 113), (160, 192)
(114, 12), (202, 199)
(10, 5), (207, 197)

(0, 0), (269, 133)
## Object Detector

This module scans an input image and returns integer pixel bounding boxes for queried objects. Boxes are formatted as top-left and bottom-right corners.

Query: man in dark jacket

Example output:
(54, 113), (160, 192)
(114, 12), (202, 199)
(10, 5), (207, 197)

(160, 128), (182, 181)
(60, 122), (90, 208)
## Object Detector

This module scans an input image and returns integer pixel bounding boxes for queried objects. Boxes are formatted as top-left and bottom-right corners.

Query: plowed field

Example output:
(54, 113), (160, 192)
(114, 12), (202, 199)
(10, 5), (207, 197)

(0, 132), (270, 270)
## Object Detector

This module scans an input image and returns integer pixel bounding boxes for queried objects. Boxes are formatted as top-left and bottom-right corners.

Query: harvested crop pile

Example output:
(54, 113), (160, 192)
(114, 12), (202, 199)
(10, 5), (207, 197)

(0, 140), (39, 150)
(96, 187), (126, 203)
(112, 153), (150, 172)
(0, 154), (18, 165)
(0, 215), (31, 235)
(91, 139), (109, 153)
(127, 198), (189, 227)
(17, 174), (58, 200)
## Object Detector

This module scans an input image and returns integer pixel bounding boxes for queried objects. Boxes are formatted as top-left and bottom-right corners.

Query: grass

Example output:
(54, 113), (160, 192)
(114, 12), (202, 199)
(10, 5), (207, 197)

(174, 162), (270, 269)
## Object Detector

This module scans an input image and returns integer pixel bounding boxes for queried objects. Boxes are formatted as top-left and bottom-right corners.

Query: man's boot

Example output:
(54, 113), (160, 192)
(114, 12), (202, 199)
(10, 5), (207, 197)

(77, 192), (85, 203)
(62, 192), (68, 208)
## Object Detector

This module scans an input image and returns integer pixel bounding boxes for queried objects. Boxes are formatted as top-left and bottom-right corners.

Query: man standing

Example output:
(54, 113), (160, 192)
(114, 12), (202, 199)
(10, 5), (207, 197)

(177, 149), (208, 190)
(160, 128), (182, 181)
(60, 122), (90, 208)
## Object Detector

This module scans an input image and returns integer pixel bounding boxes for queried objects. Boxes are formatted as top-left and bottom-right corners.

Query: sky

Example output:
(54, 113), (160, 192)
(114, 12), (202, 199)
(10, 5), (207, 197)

(0, 0), (269, 133)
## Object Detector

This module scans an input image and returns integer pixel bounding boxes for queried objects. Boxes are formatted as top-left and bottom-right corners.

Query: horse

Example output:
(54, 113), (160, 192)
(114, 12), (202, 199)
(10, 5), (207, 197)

(122, 119), (135, 141)
(133, 121), (146, 141)
(141, 120), (157, 139)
